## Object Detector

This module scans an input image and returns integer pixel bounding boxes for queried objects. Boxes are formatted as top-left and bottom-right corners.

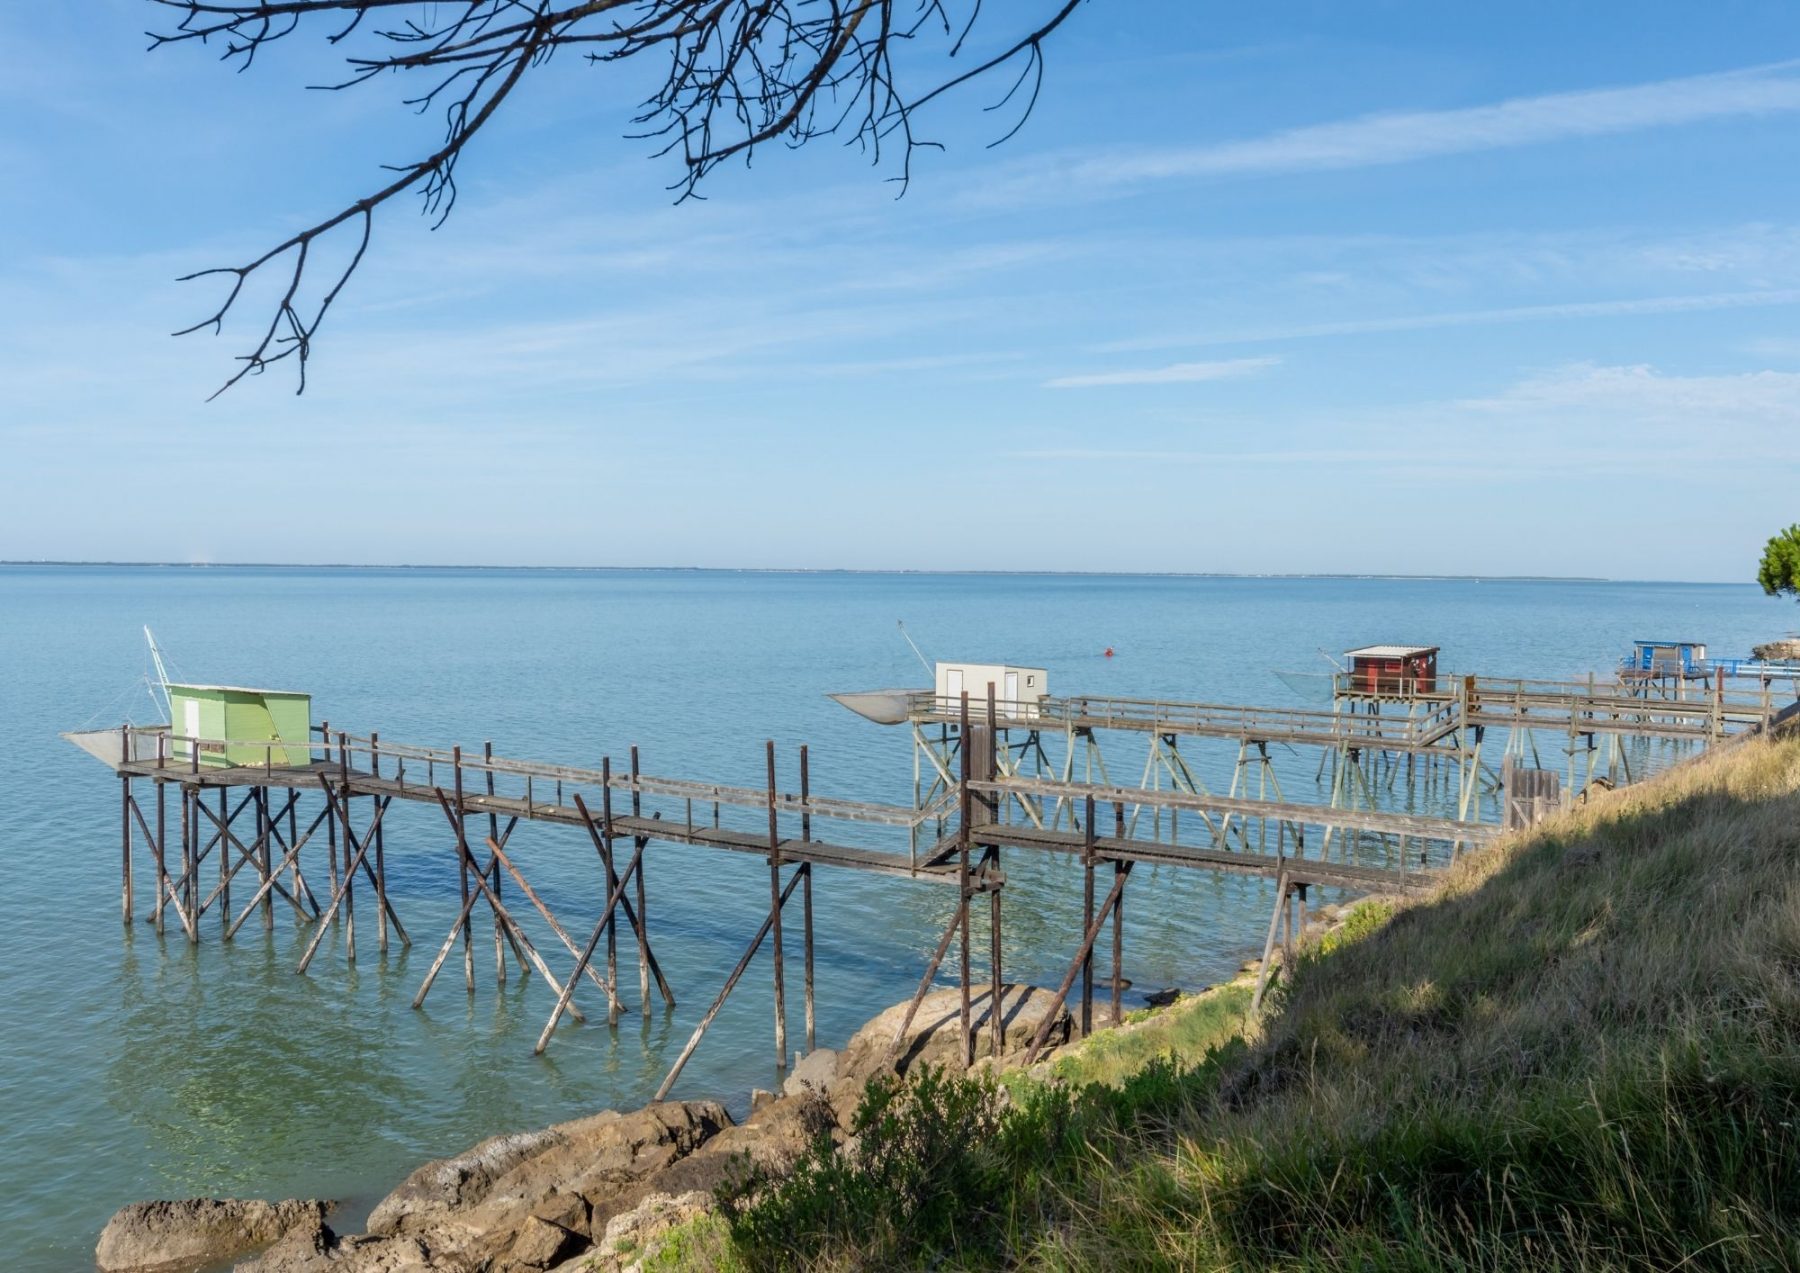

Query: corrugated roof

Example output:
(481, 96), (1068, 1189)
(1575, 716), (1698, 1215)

(1344, 645), (1438, 659)
(167, 682), (310, 698)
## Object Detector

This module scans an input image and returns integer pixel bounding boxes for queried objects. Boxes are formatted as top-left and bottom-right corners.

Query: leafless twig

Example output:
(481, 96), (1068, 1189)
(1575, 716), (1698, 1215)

(147, 0), (1087, 395)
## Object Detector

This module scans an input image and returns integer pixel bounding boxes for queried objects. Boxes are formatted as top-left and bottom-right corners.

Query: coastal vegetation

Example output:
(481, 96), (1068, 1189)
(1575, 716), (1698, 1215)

(714, 731), (1800, 1270)
(1759, 524), (1800, 603)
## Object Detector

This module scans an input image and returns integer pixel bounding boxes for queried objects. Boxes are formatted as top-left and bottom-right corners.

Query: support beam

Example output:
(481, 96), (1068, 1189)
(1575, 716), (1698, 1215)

(416, 791), (586, 1019)
(655, 867), (803, 1100)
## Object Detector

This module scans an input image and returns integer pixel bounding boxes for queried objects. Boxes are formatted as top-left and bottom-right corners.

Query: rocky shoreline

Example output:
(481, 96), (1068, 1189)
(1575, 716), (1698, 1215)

(93, 898), (1375, 1273)
(95, 983), (1078, 1273)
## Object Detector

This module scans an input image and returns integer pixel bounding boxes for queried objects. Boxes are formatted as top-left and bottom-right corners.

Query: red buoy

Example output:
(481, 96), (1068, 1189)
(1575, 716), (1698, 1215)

(1104, 647), (1115, 658)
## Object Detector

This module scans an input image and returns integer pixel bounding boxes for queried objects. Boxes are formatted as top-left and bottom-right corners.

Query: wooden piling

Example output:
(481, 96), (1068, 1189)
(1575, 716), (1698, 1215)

(373, 733), (389, 953)
(154, 779), (167, 936)
(120, 773), (133, 924)
(800, 744), (815, 1055)
(339, 737), (355, 962)
(767, 741), (788, 1071)
(632, 746), (650, 1014)
(655, 868), (802, 1100)
(453, 746), (471, 993)
(1080, 795), (1095, 1035)
(597, 760), (623, 1023)
(486, 741), (504, 985)
(959, 692), (973, 1069)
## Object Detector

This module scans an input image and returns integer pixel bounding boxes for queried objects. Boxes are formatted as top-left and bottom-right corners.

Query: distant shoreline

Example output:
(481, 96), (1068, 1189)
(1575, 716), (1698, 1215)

(0, 561), (1640, 583)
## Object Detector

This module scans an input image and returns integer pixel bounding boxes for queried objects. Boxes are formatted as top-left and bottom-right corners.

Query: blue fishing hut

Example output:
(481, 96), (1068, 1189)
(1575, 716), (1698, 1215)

(1626, 639), (1707, 677)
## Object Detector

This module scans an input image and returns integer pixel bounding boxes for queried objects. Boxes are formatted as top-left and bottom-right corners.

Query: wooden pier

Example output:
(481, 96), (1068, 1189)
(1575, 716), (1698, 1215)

(76, 666), (1792, 1094)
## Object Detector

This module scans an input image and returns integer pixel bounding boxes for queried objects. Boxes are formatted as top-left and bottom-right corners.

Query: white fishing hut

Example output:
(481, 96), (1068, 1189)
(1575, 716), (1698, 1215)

(934, 661), (1048, 718)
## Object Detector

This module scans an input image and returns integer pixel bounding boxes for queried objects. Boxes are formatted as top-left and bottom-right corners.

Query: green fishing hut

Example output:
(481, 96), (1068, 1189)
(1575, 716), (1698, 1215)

(168, 683), (313, 768)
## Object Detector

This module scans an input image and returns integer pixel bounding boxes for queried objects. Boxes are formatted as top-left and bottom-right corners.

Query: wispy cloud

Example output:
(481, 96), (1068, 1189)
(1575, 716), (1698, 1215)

(1099, 288), (1800, 352)
(1045, 356), (1278, 389)
(1129, 61), (1800, 178)
(1012, 447), (1369, 463)
(1456, 361), (1800, 426)
(1011, 362), (1800, 474)
(973, 60), (1800, 203)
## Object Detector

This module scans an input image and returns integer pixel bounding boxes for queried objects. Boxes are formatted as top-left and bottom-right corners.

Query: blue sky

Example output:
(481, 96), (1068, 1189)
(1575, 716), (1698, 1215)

(3, 2), (1799, 577)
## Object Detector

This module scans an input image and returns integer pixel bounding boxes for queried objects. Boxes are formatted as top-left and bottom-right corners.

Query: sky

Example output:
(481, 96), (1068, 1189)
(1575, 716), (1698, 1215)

(3, 2), (1800, 578)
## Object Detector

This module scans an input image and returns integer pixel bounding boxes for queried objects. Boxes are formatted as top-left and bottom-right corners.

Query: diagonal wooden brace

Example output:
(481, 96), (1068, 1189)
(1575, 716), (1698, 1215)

(1021, 863), (1132, 1066)
(533, 828), (653, 1053)
(486, 835), (619, 1006)
(295, 781), (395, 974)
(654, 867), (803, 1100)
(415, 791), (585, 1018)
(572, 793), (675, 1010)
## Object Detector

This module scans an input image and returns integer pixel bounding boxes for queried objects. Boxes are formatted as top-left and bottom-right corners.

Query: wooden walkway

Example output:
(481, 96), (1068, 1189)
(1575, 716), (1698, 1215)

(111, 723), (1488, 892)
(897, 674), (1783, 751)
(85, 713), (1506, 1092)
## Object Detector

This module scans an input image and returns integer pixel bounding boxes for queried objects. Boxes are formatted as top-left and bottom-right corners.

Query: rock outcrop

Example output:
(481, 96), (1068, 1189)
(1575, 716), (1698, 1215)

(1752, 637), (1800, 661)
(228, 1090), (837, 1273)
(839, 983), (1067, 1078)
(107, 983), (1069, 1273)
(574, 1190), (716, 1272)
(95, 1198), (332, 1272)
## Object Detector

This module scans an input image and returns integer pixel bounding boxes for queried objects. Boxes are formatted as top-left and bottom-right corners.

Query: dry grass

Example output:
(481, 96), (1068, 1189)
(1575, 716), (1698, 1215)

(1034, 733), (1800, 1271)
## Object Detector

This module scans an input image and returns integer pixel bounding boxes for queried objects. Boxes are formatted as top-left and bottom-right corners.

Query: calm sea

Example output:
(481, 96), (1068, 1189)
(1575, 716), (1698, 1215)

(0, 566), (1786, 1269)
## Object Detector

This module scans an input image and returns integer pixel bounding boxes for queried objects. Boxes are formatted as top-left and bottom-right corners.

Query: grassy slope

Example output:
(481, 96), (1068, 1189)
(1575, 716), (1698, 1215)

(716, 733), (1800, 1271)
(1041, 732), (1800, 1270)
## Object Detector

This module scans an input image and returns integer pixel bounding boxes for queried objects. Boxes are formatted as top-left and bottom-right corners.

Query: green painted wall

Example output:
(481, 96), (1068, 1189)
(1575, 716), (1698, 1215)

(168, 685), (312, 768)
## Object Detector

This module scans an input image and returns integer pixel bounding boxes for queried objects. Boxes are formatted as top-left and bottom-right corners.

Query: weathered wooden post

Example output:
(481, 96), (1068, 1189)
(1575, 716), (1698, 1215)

(1081, 794), (1096, 1035)
(120, 767), (133, 925)
(339, 734), (355, 960)
(800, 743), (815, 1055)
(453, 745), (470, 991)
(766, 740), (787, 1070)
(958, 692), (973, 1068)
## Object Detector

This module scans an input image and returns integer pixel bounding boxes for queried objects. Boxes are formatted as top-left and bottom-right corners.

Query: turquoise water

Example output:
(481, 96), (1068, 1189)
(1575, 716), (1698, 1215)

(0, 565), (1786, 1270)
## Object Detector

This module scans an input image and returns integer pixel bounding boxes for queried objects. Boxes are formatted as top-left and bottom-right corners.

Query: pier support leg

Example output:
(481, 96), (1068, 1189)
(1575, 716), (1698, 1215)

(484, 831), (617, 1003)
(573, 783), (672, 1012)
(958, 694), (973, 1069)
(1250, 871), (1292, 1015)
(883, 892), (964, 1068)
(766, 741), (787, 1071)
(1111, 857), (1126, 1025)
(154, 780), (168, 936)
(227, 800), (332, 939)
(1080, 796), (1095, 1036)
(121, 775), (134, 925)
(538, 790), (679, 1050)
(486, 742), (504, 985)
(802, 864), (815, 1055)
(375, 801), (389, 953)
(182, 788), (198, 944)
(341, 786), (356, 964)
(1021, 861), (1132, 1066)
(297, 784), (396, 974)
(986, 845), (1003, 1060)
(417, 791), (586, 1021)
(634, 748), (651, 1014)
(655, 869), (803, 1100)
(257, 788), (273, 930)
(799, 746), (814, 1054)
(454, 748), (472, 993)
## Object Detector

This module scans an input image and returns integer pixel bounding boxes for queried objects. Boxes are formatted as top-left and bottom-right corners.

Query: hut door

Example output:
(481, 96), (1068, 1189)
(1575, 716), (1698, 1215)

(183, 699), (200, 746)
(946, 667), (964, 705)
(1004, 670), (1019, 708)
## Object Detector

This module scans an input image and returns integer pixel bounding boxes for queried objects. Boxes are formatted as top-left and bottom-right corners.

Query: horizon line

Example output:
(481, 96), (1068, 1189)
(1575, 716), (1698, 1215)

(0, 559), (1726, 585)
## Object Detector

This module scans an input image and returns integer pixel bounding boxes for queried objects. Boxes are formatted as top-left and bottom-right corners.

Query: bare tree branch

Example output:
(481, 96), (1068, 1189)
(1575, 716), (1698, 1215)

(146, 0), (1087, 395)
